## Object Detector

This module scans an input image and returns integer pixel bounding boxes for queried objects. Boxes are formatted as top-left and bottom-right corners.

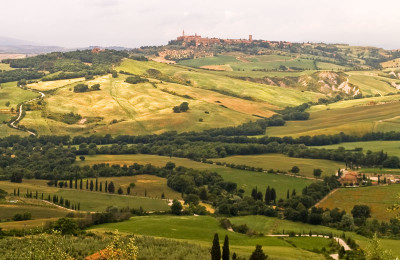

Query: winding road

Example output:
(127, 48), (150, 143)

(9, 85), (45, 136)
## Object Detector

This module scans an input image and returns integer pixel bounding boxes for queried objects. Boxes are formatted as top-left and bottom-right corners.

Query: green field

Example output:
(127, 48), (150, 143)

(0, 179), (170, 213)
(267, 101), (400, 137)
(347, 71), (398, 96)
(83, 175), (182, 200)
(77, 154), (314, 199)
(314, 141), (400, 157)
(308, 94), (400, 112)
(118, 59), (324, 108)
(228, 215), (400, 256)
(317, 185), (400, 221)
(213, 154), (344, 177)
(0, 81), (38, 109)
(178, 54), (319, 72)
(20, 75), (264, 136)
(90, 215), (327, 259)
(0, 197), (70, 221)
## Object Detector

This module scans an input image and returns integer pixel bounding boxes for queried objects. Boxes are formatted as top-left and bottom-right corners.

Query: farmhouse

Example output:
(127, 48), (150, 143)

(339, 171), (358, 185)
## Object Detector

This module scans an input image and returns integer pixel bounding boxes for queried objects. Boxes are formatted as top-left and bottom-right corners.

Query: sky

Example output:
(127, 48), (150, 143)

(1, 0), (400, 49)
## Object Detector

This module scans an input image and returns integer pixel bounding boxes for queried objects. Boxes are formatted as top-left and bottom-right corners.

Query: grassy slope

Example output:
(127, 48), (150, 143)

(22, 75), (258, 136)
(317, 185), (400, 221)
(347, 71), (398, 95)
(0, 197), (70, 220)
(0, 81), (40, 137)
(77, 154), (314, 199)
(0, 179), (170, 212)
(90, 215), (325, 260)
(83, 175), (182, 200)
(228, 215), (400, 257)
(314, 141), (400, 157)
(0, 63), (13, 71)
(118, 59), (324, 108)
(0, 81), (38, 109)
(178, 54), (318, 71)
(213, 154), (344, 177)
(27, 78), (85, 91)
(267, 101), (400, 137)
(308, 94), (400, 112)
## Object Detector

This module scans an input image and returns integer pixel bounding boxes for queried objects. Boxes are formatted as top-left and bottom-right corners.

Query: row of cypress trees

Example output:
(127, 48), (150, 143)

(211, 233), (268, 260)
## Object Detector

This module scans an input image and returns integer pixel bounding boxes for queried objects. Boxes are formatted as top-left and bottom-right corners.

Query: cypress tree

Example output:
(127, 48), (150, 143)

(249, 245), (267, 260)
(95, 178), (98, 191)
(35, 191), (38, 199)
(54, 179), (58, 187)
(80, 178), (83, 190)
(271, 188), (276, 205)
(265, 186), (271, 205)
(13, 188), (16, 196)
(108, 181), (115, 193)
(251, 188), (257, 200)
(105, 181), (108, 192)
(75, 177), (78, 189)
(90, 180), (94, 191)
(86, 179), (89, 190)
(17, 188), (20, 196)
(69, 178), (73, 188)
(127, 186), (131, 195)
(211, 233), (221, 260)
(222, 235), (229, 260)
(291, 189), (296, 197)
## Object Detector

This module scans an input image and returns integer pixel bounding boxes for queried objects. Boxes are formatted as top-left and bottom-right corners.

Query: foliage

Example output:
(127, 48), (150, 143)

(99, 232), (138, 260)
(125, 75), (149, 84)
(249, 245), (268, 260)
(171, 199), (183, 215)
(211, 233), (221, 260)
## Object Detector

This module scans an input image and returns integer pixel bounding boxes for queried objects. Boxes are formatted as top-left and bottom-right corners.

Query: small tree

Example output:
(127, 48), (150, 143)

(108, 181), (115, 193)
(249, 245), (268, 260)
(313, 168), (322, 178)
(291, 166), (300, 174)
(171, 199), (182, 215)
(222, 235), (230, 260)
(211, 233), (221, 260)
(118, 187), (123, 195)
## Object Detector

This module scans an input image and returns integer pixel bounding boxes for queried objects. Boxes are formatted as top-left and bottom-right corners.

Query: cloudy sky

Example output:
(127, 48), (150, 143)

(1, 0), (400, 49)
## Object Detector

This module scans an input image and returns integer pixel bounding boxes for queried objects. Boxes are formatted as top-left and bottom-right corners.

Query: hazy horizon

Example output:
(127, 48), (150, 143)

(1, 0), (400, 50)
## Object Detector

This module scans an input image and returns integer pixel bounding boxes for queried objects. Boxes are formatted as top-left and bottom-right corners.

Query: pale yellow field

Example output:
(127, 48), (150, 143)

(27, 78), (85, 91)
(22, 75), (260, 135)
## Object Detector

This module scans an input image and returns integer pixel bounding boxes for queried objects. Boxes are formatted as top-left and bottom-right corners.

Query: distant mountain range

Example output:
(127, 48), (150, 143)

(0, 36), (130, 54)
